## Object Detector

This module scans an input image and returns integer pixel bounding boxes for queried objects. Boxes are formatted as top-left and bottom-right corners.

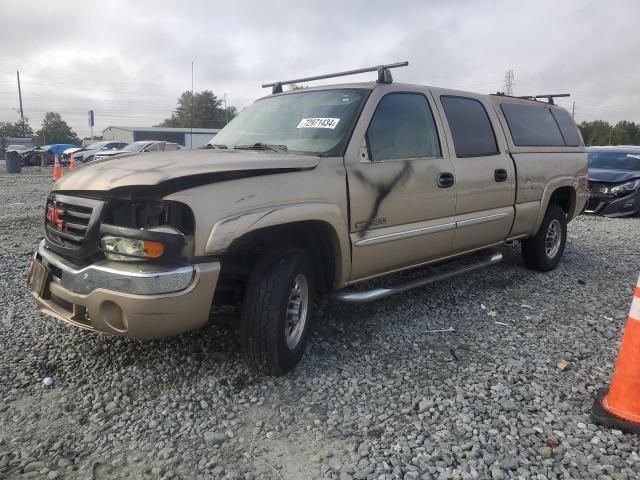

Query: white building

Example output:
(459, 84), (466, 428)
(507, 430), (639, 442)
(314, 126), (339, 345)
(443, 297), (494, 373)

(102, 126), (221, 149)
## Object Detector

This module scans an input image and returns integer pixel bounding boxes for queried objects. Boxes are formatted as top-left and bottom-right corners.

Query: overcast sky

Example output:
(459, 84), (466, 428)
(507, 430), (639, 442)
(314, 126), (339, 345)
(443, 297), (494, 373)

(1, 0), (639, 138)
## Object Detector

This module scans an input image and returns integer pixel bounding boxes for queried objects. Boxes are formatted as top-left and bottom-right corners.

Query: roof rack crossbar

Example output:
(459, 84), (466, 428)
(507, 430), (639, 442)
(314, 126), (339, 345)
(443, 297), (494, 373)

(262, 61), (409, 94)
(516, 93), (570, 105)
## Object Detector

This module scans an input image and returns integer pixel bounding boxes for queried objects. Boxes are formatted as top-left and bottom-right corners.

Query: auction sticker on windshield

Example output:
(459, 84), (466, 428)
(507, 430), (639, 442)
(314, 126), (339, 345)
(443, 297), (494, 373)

(297, 118), (340, 129)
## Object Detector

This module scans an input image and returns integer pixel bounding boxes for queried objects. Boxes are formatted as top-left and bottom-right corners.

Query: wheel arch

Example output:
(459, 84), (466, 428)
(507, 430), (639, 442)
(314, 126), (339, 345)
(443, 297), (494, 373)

(532, 178), (578, 235)
(206, 203), (351, 290)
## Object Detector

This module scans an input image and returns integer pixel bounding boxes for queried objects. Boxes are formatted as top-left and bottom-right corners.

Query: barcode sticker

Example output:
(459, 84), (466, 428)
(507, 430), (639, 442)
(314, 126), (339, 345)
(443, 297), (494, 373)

(297, 118), (340, 129)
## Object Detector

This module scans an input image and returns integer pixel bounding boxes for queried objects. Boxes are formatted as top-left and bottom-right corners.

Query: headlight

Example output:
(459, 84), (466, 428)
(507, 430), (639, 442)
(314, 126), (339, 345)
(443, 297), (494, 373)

(610, 179), (640, 195)
(101, 236), (165, 261)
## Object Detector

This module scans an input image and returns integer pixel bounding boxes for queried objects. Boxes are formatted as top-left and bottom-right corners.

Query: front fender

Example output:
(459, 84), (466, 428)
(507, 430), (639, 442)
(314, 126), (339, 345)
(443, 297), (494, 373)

(205, 202), (351, 287)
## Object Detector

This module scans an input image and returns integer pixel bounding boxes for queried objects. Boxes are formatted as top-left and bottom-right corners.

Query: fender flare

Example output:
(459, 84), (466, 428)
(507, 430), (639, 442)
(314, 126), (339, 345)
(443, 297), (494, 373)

(531, 176), (578, 235)
(204, 202), (351, 287)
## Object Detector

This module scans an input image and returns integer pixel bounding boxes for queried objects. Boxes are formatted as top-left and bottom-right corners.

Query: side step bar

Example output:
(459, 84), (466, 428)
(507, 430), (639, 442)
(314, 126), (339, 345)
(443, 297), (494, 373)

(332, 251), (503, 304)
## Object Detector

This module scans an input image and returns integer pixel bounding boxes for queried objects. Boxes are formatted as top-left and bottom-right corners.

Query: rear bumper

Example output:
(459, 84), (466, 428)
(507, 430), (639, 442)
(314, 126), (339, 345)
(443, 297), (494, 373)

(30, 241), (220, 338)
(585, 190), (640, 217)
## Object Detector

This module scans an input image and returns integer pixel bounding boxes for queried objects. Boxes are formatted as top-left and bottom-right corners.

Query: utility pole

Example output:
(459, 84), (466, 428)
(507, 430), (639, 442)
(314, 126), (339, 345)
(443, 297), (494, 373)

(223, 93), (228, 125)
(16, 71), (26, 137)
(503, 70), (515, 96)
(572, 101), (576, 118)
(190, 61), (194, 149)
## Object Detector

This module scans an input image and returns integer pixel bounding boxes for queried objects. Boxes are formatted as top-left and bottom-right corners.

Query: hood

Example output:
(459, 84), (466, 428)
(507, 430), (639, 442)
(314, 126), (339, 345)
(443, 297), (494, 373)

(589, 168), (640, 183)
(92, 150), (125, 158)
(53, 148), (320, 193)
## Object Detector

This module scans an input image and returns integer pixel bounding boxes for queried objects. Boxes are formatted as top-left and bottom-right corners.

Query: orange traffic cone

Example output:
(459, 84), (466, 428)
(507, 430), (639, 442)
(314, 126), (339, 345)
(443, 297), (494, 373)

(69, 155), (76, 171)
(53, 154), (63, 181)
(592, 274), (640, 433)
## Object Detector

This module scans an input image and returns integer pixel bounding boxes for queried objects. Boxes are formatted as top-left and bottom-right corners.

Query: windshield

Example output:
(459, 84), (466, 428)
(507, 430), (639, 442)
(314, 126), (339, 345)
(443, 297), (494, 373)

(212, 89), (368, 155)
(87, 142), (108, 150)
(588, 151), (640, 171)
(121, 142), (149, 152)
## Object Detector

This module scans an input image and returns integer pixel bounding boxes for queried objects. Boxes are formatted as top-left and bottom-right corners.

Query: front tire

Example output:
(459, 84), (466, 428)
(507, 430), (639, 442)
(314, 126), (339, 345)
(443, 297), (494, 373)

(521, 204), (567, 271)
(240, 248), (315, 375)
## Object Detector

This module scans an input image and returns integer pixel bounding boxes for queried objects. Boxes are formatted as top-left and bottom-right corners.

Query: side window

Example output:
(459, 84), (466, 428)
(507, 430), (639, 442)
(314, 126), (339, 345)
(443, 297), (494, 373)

(366, 93), (441, 161)
(550, 108), (581, 146)
(501, 103), (565, 146)
(440, 96), (499, 157)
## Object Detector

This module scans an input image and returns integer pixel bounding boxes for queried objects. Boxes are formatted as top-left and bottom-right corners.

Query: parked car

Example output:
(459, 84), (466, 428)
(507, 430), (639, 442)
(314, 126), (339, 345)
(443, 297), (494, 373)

(71, 141), (129, 163)
(92, 141), (181, 161)
(29, 63), (587, 375)
(62, 147), (84, 163)
(21, 144), (76, 166)
(586, 146), (640, 217)
(5, 144), (28, 154)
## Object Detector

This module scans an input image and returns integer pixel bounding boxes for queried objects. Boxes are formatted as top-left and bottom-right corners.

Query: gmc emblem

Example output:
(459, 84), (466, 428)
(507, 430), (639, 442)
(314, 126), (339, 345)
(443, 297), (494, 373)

(47, 206), (65, 229)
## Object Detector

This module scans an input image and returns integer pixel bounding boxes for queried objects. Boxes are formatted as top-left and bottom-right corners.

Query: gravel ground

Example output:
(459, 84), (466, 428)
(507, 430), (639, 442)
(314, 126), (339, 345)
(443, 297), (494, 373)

(1, 165), (640, 480)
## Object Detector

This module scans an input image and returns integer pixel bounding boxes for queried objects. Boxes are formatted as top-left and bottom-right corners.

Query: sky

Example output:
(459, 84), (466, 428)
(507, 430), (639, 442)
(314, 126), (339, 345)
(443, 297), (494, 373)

(1, 0), (639, 139)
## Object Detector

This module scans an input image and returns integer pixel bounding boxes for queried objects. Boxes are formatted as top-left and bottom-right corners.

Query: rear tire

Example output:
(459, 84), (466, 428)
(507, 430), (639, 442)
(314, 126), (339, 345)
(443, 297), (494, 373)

(521, 204), (567, 271)
(240, 248), (315, 375)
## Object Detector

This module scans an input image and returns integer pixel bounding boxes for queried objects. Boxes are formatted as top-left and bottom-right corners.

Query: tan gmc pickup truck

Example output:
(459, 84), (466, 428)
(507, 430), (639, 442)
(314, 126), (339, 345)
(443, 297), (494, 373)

(29, 63), (588, 374)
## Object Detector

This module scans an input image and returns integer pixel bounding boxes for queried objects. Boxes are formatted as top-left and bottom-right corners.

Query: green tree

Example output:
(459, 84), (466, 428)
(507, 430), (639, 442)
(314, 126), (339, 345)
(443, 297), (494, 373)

(35, 112), (80, 146)
(159, 90), (236, 129)
(578, 120), (612, 146)
(610, 120), (640, 146)
(0, 120), (33, 138)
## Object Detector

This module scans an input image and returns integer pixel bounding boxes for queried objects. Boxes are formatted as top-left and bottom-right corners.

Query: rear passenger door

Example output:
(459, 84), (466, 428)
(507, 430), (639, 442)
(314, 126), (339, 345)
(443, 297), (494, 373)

(435, 94), (516, 252)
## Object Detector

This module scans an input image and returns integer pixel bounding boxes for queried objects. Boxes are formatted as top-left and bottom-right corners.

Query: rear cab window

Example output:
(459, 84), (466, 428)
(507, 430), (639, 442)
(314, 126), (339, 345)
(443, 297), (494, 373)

(366, 93), (441, 161)
(500, 102), (581, 147)
(440, 96), (499, 157)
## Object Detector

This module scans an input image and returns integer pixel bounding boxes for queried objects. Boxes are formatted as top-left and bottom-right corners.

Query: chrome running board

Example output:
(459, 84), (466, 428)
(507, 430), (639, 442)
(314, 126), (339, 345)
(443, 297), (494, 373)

(332, 251), (503, 304)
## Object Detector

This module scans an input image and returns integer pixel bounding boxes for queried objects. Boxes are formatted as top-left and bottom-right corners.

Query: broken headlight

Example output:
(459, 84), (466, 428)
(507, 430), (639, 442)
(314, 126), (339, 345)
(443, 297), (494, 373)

(610, 179), (640, 195)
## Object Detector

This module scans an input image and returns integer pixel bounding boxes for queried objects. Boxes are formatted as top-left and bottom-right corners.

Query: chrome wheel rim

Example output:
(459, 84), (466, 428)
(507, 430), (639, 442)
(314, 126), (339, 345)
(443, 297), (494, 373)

(545, 219), (562, 258)
(285, 274), (309, 350)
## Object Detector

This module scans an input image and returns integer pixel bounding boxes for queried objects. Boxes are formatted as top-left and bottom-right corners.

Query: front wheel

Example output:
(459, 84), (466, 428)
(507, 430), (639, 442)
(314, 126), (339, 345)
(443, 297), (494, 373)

(521, 204), (567, 271)
(240, 248), (315, 375)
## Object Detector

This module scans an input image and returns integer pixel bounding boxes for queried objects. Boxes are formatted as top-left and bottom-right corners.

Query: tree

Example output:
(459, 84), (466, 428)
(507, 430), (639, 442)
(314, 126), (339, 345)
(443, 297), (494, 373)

(578, 120), (612, 146)
(0, 120), (33, 138)
(611, 120), (640, 146)
(159, 90), (236, 129)
(35, 112), (80, 146)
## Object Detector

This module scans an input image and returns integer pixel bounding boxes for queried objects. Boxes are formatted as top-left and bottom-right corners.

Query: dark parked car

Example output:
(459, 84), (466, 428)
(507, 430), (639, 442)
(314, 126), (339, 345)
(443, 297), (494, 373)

(586, 146), (640, 217)
(20, 144), (77, 166)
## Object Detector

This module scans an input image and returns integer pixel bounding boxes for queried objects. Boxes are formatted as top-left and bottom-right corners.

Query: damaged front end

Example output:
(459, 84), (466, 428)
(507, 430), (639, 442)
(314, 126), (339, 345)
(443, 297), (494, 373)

(586, 179), (640, 217)
(29, 190), (220, 338)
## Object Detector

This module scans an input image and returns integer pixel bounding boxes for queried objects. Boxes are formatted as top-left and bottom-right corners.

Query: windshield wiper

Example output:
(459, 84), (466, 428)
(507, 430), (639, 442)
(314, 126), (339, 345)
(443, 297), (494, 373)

(234, 143), (288, 153)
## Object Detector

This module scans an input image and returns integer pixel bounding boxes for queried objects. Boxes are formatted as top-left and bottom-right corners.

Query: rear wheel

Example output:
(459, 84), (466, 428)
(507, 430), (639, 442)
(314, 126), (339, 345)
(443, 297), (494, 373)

(240, 248), (315, 375)
(521, 204), (567, 271)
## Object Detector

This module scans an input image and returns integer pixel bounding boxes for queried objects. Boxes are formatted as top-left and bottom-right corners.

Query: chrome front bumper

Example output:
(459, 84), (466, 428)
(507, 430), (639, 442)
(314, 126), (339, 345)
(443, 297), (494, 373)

(35, 239), (194, 295)
(30, 240), (221, 338)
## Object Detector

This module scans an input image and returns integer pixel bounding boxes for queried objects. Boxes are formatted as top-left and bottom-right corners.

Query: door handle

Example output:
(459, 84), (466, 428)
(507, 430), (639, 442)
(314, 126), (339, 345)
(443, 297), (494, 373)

(438, 172), (455, 188)
(494, 169), (508, 182)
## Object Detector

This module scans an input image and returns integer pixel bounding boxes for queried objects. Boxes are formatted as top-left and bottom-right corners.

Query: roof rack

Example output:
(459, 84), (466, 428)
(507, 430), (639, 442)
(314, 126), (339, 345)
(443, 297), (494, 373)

(262, 61), (409, 94)
(516, 93), (570, 105)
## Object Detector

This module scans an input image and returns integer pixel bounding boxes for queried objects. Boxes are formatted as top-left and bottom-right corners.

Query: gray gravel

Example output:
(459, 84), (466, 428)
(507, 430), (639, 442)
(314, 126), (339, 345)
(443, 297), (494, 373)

(1, 164), (640, 479)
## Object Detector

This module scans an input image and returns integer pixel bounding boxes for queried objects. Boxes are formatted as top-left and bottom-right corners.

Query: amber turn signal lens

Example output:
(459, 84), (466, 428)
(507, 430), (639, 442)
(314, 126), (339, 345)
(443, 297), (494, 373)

(143, 240), (165, 258)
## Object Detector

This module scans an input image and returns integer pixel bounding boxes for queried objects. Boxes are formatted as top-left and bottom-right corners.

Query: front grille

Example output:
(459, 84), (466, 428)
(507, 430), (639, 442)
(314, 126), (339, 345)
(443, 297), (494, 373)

(46, 200), (92, 247)
(44, 194), (105, 259)
(589, 182), (607, 194)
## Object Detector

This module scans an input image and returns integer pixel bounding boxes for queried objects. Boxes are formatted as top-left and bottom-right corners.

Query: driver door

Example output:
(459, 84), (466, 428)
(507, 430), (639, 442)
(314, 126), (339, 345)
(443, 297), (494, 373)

(344, 86), (457, 281)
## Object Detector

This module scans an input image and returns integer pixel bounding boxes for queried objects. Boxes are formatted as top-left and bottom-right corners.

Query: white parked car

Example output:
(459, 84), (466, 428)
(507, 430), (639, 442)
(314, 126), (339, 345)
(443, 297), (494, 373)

(93, 141), (181, 161)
